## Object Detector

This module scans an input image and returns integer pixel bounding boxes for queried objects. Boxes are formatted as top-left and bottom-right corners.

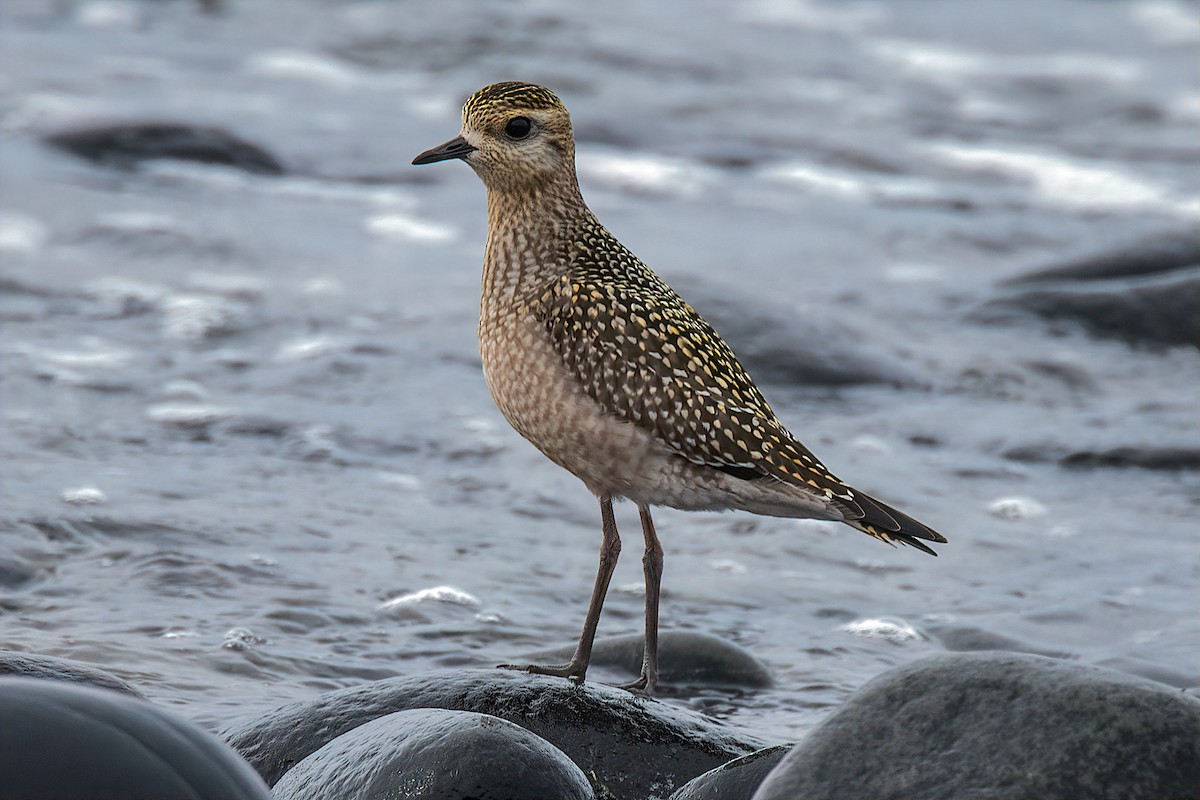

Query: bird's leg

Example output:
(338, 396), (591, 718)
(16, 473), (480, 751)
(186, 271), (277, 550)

(499, 493), (621, 683)
(617, 503), (663, 697)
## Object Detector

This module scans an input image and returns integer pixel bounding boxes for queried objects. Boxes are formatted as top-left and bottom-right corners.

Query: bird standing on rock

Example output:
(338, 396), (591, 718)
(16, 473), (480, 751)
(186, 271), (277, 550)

(413, 82), (945, 697)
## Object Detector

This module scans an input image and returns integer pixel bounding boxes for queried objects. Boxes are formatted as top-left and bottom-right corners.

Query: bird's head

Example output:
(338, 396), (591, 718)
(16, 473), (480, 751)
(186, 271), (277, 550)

(413, 82), (575, 193)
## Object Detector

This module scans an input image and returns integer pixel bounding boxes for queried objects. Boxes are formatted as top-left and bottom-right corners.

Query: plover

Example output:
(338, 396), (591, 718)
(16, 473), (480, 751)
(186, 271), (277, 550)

(413, 81), (945, 696)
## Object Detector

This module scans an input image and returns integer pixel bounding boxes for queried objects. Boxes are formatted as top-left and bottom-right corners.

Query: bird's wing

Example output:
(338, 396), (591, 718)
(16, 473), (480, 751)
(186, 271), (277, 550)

(532, 266), (863, 509)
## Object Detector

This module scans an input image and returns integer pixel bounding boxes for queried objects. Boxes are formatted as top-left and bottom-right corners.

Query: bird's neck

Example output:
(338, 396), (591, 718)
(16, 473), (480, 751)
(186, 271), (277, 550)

(481, 173), (591, 318)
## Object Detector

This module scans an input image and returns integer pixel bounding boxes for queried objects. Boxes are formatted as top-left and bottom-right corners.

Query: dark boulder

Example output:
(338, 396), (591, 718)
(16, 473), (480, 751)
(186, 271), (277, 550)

(272, 708), (593, 800)
(1004, 444), (1200, 472)
(0, 650), (143, 698)
(523, 632), (773, 690)
(1002, 228), (1200, 285)
(222, 668), (769, 797)
(979, 230), (1200, 348)
(927, 624), (1071, 658)
(669, 744), (791, 800)
(978, 271), (1199, 347)
(0, 677), (269, 799)
(751, 652), (1200, 800)
(44, 123), (285, 175)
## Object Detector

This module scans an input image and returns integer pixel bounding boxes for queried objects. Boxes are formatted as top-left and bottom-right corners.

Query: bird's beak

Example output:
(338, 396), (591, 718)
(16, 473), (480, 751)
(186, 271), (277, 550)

(412, 135), (476, 166)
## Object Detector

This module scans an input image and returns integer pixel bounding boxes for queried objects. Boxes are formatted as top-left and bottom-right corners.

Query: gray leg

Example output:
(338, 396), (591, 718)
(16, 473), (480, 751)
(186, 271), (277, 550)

(499, 493), (621, 683)
(618, 503), (664, 696)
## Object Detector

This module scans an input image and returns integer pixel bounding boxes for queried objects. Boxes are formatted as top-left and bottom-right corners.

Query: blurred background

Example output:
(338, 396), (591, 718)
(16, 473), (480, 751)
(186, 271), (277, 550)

(1, 0), (1196, 738)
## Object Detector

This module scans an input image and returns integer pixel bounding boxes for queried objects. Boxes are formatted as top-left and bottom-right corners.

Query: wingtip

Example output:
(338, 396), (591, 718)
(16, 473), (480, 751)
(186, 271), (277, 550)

(851, 493), (946, 556)
(903, 536), (939, 557)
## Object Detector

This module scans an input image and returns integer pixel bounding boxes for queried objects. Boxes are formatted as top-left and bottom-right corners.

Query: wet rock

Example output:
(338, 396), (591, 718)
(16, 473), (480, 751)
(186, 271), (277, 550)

(272, 708), (594, 800)
(222, 668), (769, 796)
(0, 546), (37, 589)
(1096, 657), (1200, 691)
(523, 632), (773, 690)
(669, 744), (791, 800)
(979, 271), (1200, 347)
(670, 278), (919, 388)
(1004, 444), (1200, 472)
(979, 230), (1200, 347)
(0, 650), (144, 697)
(751, 653), (1200, 800)
(44, 123), (285, 175)
(0, 677), (269, 799)
(1002, 228), (1200, 285)
(927, 624), (1071, 658)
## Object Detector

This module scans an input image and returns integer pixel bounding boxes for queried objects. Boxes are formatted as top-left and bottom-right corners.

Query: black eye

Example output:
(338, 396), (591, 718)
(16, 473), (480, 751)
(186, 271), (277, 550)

(504, 117), (533, 140)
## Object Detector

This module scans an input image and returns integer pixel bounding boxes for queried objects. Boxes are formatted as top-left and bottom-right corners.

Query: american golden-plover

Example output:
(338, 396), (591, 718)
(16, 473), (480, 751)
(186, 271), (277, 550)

(413, 81), (945, 697)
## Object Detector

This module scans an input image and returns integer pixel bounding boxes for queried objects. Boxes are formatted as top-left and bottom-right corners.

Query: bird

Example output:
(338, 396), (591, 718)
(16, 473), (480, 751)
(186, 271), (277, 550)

(412, 81), (945, 697)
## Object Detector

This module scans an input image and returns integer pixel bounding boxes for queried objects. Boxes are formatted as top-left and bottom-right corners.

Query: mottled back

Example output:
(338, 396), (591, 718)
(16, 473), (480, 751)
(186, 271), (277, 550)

(533, 218), (863, 506)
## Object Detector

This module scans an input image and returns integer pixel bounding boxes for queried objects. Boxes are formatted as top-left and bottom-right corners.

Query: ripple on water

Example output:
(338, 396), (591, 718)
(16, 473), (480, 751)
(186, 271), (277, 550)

(222, 627), (268, 651)
(710, 559), (749, 575)
(869, 39), (1142, 86)
(76, 1), (143, 29)
(245, 50), (364, 89)
(159, 379), (210, 402)
(82, 277), (166, 318)
(763, 161), (955, 208)
(577, 150), (715, 198)
(839, 618), (925, 644)
(264, 177), (415, 209)
(185, 273), (269, 302)
(280, 424), (342, 463)
(145, 403), (237, 431)
(378, 586), (482, 621)
(60, 486), (107, 505)
(0, 212), (49, 254)
(364, 213), (457, 244)
(1130, 1), (1200, 45)
(19, 340), (137, 391)
(986, 496), (1049, 520)
(929, 143), (1188, 215)
(162, 294), (257, 341)
(274, 335), (392, 363)
(376, 472), (423, 492)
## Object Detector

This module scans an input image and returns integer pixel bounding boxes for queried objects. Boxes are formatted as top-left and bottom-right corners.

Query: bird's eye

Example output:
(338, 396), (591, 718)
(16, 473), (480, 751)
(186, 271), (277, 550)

(504, 117), (533, 140)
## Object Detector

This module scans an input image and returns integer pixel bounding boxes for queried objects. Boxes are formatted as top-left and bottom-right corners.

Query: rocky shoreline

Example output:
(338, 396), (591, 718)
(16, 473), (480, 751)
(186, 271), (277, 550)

(3, 640), (1197, 799)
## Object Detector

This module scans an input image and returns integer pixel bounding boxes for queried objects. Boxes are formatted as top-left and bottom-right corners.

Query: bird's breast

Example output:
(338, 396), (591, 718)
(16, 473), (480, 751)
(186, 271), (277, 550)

(479, 311), (665, 498)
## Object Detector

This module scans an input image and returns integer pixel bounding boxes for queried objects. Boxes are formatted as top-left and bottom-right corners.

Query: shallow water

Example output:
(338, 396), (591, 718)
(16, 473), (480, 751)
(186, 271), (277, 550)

(1, 0), (1197, 744)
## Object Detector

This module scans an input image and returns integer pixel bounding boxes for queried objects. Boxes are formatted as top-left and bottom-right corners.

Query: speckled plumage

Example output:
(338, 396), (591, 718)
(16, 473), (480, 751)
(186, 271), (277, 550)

(414, 81), (945, 695)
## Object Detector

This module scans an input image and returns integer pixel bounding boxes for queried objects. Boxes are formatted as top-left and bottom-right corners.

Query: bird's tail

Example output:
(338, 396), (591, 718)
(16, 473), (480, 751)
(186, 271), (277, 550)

(847, 493), (947, 556)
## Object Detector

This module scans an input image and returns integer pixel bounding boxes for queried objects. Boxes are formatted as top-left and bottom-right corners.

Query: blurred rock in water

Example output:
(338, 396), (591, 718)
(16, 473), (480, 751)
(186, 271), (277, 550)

(45, 123), (286, 175)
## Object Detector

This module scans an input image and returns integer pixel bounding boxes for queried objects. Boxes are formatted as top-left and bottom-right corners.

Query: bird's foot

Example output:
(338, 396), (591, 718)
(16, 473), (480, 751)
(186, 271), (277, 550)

(497, 661), (587, 684)
(498, 662), (658, 697)
(614, 671), (657, 698)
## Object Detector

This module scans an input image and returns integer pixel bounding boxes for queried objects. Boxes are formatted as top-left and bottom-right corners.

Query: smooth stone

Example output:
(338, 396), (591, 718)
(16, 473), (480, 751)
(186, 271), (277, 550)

(927, 624), (1071, 659)
(978, 231), (1200, 348)
(1002, 228), (1200, 285)
(979, 270), (1200, 347)
(669, 745), (792, 800)
(44, 123), (285, 175)
(0, 677), (269, 799)
(272, 708), (593, 800)
(1004, 444), (1200, 472)
(0, 650), (144, 698)
(222, 668), (769, 796)
(751, 653), (1200, 800)
(671, 277), (919, 388)
(523, 632), (773, 689)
